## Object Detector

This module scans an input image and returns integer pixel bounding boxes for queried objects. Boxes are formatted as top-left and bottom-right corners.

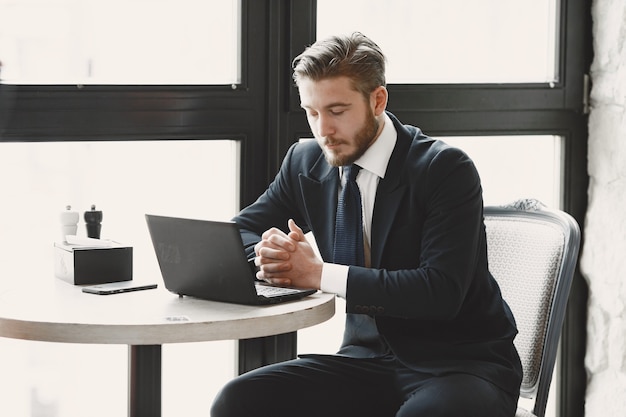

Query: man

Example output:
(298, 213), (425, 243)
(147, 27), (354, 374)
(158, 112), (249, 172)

(211, 32), (522, 417)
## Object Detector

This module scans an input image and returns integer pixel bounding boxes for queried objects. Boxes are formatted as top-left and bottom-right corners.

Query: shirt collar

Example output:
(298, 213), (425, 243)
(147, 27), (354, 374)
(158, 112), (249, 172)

(355, 113), (397, 179)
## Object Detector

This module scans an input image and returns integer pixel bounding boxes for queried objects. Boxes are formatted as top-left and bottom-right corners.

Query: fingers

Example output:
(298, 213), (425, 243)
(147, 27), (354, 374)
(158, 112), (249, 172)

(261, 226), (286, 241)
(287, 219), (305, 241)
(254, 226), (294, 283)
(256, 272), (292, 287)
(256, 246), (290, 262)
(259, 227), (296, 252)
(253, 221), (306, 287)
(255, 257), (293, 286)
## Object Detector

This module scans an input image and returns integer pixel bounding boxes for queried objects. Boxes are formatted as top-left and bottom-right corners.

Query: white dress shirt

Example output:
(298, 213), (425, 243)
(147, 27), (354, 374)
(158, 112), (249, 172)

(320, 113), (397, 297)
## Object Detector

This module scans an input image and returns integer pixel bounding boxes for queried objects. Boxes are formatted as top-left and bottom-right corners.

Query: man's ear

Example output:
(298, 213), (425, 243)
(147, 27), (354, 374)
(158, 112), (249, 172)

(371, 86), (388, 116)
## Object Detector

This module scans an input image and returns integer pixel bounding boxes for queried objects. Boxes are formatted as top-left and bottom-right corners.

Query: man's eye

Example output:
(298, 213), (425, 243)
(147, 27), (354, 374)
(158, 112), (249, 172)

(329, 110), (344, 116)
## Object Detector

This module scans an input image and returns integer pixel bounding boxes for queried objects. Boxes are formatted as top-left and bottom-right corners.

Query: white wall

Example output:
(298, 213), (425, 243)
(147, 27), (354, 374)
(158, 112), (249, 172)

(581, 0), (626, 414)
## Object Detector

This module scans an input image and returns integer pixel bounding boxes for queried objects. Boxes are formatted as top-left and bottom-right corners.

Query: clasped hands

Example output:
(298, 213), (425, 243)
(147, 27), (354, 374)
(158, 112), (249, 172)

(254, 219), (323, 289)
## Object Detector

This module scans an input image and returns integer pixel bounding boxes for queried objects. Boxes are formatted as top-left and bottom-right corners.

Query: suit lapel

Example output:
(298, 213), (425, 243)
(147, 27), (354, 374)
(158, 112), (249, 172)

(370, 127), (412, 268)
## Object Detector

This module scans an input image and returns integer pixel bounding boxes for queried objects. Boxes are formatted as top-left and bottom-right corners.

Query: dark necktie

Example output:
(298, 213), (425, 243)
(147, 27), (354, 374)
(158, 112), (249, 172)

(333, 165), (387, 357)
(333, 164), (364, 266)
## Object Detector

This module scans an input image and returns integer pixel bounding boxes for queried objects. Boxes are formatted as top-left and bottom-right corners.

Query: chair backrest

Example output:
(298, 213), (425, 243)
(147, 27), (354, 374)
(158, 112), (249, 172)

(484, 199), (580, 417)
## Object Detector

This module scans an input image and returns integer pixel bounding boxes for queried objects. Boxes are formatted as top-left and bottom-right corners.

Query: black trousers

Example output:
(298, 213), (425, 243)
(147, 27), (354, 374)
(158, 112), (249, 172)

(210, 354), (519, 417)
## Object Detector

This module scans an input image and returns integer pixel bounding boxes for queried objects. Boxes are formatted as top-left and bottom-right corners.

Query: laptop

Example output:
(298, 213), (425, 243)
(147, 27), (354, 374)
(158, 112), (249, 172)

(145, 214), (317, 305)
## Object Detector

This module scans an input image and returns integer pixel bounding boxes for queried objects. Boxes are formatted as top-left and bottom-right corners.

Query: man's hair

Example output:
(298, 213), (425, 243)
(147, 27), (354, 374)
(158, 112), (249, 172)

(292, 32), (386, 99)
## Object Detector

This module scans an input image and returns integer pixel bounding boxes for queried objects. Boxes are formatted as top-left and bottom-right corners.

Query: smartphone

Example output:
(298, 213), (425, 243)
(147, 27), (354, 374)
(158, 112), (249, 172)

(82, 281), (157, 295)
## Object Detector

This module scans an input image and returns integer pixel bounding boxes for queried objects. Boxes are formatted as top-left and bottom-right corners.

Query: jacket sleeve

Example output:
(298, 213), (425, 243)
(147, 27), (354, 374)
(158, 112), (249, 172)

(232, 142), (311, 258)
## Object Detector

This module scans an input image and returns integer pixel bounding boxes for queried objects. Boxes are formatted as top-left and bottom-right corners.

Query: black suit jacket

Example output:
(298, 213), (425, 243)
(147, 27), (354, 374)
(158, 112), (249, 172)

(233, 112), (522, 395)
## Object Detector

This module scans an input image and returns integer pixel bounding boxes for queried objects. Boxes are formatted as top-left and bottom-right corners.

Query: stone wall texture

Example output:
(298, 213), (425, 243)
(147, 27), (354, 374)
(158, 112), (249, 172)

(581, 0), (626, 414)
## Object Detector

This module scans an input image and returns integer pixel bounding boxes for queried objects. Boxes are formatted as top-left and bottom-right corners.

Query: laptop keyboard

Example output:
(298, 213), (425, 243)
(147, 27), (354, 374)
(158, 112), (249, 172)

(255, 284), (302, 297)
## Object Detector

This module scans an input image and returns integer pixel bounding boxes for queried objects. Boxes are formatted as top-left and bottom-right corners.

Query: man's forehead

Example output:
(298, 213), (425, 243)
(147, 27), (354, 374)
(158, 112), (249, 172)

(298, 77), (361, 107)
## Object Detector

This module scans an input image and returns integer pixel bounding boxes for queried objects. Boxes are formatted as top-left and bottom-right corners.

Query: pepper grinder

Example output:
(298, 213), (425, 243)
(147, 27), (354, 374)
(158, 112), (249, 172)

(60, 205), (79, 242)
(84, 204), (103, 239)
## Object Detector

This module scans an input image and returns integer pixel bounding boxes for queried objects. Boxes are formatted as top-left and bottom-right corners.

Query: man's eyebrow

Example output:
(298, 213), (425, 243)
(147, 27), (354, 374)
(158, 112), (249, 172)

(301, 102), (352, 110)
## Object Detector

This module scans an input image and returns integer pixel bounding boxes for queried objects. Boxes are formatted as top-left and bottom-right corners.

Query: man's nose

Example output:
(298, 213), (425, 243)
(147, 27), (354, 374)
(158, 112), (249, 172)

(317, 114), (335, 137)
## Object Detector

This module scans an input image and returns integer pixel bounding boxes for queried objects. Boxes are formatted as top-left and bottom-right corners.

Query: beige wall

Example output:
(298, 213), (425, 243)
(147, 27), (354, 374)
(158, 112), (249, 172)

(581, 0), (626, 414)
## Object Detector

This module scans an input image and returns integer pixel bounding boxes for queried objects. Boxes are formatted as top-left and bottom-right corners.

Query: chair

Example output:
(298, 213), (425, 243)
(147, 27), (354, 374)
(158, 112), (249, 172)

(484, 199), (580, 417)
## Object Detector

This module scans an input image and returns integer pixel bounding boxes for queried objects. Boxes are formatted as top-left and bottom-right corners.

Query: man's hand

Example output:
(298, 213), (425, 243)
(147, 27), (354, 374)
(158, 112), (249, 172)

(254, 219), (323, 289)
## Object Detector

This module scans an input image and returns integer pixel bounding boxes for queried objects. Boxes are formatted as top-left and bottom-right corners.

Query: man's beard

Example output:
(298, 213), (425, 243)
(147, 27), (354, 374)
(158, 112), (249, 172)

(323, 111), (380, 167)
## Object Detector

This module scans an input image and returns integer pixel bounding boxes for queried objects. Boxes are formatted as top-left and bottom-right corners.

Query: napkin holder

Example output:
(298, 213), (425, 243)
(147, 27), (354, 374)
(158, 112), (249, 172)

(54, 240), (133, 285)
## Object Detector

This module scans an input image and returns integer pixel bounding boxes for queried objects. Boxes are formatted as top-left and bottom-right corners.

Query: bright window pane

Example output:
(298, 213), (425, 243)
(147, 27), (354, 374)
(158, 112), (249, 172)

(441, 135), (562, 208)
(317, 0), (558, 84)
(0, 0), (240, 84)
(0, 140), (239, 415)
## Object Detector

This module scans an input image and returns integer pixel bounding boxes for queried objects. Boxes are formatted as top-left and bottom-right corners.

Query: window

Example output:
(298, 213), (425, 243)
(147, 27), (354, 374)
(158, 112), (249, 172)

(442, 135), (562, 207)
(0, 0), (240, 84)
(317, 0), (559, 84)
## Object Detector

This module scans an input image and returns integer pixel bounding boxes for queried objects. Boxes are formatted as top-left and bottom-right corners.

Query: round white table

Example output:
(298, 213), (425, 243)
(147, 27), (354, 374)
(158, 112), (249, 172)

(0, 279), (335, 417)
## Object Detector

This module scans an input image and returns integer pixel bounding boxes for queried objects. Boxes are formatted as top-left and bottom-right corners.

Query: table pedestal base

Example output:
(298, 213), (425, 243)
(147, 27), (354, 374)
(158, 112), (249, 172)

(129, 345), (162, 417)
(238, 331), (298, 374)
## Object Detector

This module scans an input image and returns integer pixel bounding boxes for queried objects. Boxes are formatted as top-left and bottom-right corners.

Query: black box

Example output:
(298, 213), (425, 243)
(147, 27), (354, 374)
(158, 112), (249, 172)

(54, 242), (133, 285)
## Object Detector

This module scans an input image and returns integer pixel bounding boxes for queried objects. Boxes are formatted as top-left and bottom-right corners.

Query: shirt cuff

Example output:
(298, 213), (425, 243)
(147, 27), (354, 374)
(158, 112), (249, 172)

(320, 262), (349, 298)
